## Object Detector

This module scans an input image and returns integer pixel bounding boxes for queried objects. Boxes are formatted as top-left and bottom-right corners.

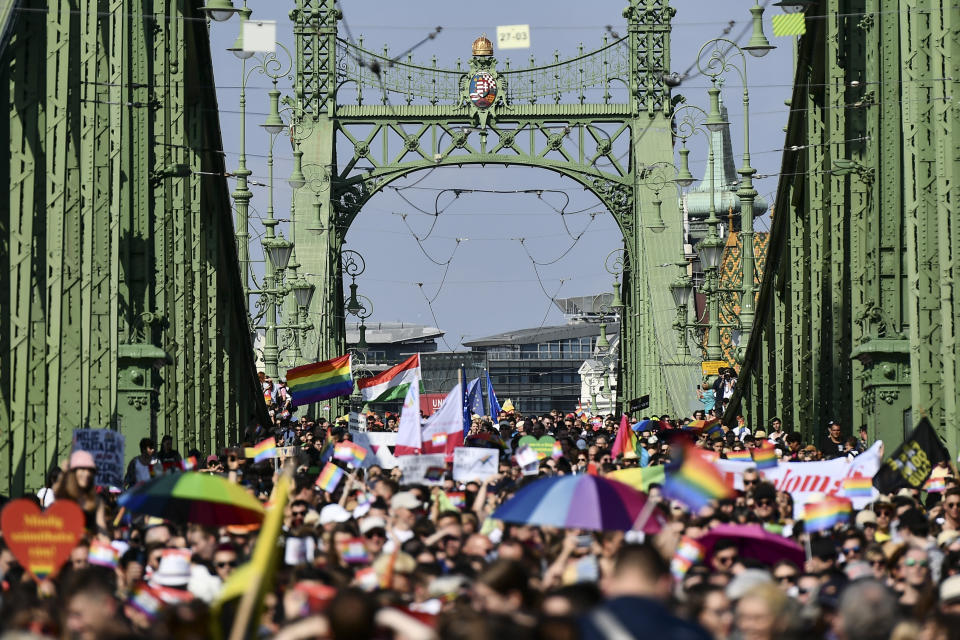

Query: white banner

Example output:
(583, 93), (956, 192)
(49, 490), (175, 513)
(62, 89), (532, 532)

(349, 429), (398, 469)
(397, 454), (447, 486)
(452, 447), (498, 482)
(714, 441), (883, 516)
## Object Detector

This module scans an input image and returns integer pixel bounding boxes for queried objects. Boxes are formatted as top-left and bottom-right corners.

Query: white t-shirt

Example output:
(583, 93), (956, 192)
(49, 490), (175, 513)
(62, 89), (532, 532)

(133, 457), (158, 484)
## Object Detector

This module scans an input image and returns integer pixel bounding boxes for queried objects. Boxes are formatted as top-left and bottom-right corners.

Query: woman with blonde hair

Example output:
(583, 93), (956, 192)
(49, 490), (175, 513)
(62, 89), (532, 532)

(735, 583), (791, 640)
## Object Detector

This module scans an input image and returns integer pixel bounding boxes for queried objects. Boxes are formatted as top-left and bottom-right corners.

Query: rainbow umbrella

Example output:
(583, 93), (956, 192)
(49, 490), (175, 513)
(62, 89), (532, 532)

(492, 474), (664, 533)
(118, 472), (265, 526)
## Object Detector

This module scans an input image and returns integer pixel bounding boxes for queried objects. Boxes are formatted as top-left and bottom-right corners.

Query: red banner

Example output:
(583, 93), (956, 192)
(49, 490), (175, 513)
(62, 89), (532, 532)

(420, 393), (446, 416)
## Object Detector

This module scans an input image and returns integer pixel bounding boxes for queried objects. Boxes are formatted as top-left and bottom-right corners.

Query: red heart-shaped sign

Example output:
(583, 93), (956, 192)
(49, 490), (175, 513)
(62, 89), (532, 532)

(1, 498), (85, 582)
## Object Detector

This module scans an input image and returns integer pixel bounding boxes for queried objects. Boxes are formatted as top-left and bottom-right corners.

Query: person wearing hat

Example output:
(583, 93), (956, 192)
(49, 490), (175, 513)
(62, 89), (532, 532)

(855, 509), (879, 542)
(940, 573), (960, 614)
(150, 552), (192, 592)
(359, 516), (389, 558)
(873, 496), (895, 543)
(54, 449), (106, 532)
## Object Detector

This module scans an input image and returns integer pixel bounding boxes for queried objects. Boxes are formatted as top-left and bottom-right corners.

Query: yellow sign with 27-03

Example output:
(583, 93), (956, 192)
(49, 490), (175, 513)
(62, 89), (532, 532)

(496, 24), (530, 49)
(701, 360), (727, 376)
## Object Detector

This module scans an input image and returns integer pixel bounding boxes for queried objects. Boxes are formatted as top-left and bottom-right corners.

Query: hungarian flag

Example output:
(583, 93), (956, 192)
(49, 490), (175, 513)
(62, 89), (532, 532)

(357, 354), (421, 402)
(873, 417), (951, 493)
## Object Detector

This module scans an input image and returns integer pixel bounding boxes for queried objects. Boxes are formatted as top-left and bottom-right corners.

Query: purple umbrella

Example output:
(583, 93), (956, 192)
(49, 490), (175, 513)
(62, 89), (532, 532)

(698, 524), (805, 568)
(492, 474), (664, 533)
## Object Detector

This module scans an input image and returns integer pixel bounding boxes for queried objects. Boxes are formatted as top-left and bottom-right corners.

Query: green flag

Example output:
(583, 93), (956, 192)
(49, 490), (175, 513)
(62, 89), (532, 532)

(772, 13), (806, 37)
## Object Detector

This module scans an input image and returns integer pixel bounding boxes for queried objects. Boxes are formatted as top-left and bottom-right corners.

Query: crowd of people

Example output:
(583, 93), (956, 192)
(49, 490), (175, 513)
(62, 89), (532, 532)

(2, 377), (960, 640)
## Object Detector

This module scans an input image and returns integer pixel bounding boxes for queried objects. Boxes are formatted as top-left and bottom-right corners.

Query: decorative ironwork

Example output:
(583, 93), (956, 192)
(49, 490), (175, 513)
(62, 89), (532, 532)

(335, 36), (630, 106)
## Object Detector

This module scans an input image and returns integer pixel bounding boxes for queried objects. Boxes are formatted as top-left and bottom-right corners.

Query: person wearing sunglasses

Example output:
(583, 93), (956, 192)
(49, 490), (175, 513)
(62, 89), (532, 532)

(873, 497), (895, 543)
(898, 546), (933, 616)
(865, 545), (888, 580)
(751, 482), (780, 525)
(213, 543), (240, 581)
(943, 487), (960, 533)
(771, 560), (799, 594)
(841, 531), (866, 563)
(711, 540), (739, 573)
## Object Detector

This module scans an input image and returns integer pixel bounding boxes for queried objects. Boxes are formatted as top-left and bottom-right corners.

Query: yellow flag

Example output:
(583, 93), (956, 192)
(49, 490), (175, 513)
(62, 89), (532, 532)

(210, 470), (292, 640)
(771, 13), (806, 37)
(501, 399), (515, 412)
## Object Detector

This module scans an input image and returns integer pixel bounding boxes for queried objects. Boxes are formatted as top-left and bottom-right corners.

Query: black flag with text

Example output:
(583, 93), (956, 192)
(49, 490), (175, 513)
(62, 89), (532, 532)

(873, 418), (950, 493)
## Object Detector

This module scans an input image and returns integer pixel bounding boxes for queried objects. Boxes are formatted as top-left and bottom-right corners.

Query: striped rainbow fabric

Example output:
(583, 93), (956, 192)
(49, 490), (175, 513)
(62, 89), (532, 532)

(286, 354), (353, 406)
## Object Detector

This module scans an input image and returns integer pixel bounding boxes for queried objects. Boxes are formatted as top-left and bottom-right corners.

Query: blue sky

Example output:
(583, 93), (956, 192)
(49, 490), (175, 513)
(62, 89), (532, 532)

(209, 1), (795, 350)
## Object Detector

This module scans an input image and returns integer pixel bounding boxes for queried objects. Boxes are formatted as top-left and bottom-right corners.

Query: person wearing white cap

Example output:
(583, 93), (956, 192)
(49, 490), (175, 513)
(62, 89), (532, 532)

(940, 574), (960, 614)
(319, 503), (352, 531)
(359, 516), (388, 558)
(150, 553), (191, 591)
(385, 491), (420, 552)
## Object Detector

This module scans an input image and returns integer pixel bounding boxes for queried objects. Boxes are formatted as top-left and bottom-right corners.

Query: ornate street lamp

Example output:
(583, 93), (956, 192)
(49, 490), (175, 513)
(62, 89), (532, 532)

(743, 0), (776, 57)
(696, 32), (769, 362)
(263, 234), (294, 272)
(262, 89), (286, 134)
(227, 6), (255, 58)
(200, 0), (240, 22)
(290, 277), (315, 309)
(288, 150), (306, 189)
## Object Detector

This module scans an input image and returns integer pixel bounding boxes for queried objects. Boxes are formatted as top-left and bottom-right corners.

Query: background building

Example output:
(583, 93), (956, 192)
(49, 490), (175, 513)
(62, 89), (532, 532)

(464, 295), (618, 414)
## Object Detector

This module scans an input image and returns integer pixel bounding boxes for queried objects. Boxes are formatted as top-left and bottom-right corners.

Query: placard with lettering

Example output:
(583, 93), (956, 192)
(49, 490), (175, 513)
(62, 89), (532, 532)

(72, 429), (126, 489)
(0, 499), (85, 582)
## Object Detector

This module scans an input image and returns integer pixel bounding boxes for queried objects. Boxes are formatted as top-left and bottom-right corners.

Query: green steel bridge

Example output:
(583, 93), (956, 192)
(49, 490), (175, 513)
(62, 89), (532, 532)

(2, 0), (958, 495)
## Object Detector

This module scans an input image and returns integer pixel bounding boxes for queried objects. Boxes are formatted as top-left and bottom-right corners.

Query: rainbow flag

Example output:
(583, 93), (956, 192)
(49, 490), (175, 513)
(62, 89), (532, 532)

(611, 414), (638, 458)
(431, 433), (448, 448)
(726, 450), (753, 462)
(180, 456), (198, 471)
(88, 541), (119, 569)
(663, 444), (735, 511)
(752, 443), (778, 470)
(251, 437), (277, 463)
(446, 492), (466, 509)
(551, 441), (564, 459)
(337, 538), (370, 564)
(315, 462), (345, 493)
(333, 441), (368, 467)
(286, 354), (354, 406)
(924, 476), (947, 493)
(318, 431), (336, 464)
(670, 536), (706, 580)
(803, 496), (852, 533)
(129, 583), (164, 620)
(842, 476), (874, 498)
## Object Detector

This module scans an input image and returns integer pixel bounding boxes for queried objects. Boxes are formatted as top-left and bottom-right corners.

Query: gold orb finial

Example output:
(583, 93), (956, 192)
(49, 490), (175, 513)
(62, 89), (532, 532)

(472, 33), (493, 57)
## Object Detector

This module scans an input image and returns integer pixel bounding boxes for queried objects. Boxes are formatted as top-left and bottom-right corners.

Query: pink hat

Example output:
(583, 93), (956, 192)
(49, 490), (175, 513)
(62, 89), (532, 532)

(69, 450), (97, 470)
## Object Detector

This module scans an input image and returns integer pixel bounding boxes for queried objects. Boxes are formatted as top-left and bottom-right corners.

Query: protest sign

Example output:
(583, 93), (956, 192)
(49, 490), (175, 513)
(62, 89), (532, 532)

(72, 429), (126, 489)
(1, 499), (85, 582)
(349, 429), (398, 469)
(713, 441), (883, 516)
(517, 435), (556, 460)
(349, 412), (363, 432)
(452, 447), (498, 482)
(397, 454), (447, 485)
(515, 445), (539, 468)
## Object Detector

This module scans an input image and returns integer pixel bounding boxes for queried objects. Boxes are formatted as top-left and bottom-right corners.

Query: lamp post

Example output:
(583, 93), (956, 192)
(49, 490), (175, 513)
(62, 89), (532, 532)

(342, 250), (374, 354)
(695, 19), (773, 361)
(674, 97), (724, 361)
(236, 42), (314, 379)
(227, 3), (254, 313)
